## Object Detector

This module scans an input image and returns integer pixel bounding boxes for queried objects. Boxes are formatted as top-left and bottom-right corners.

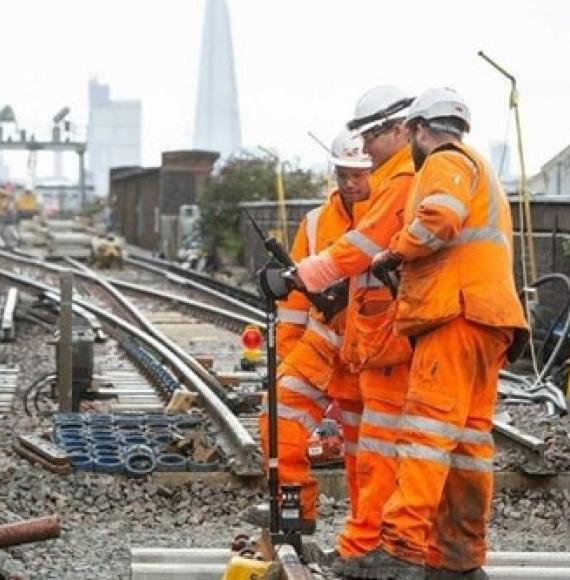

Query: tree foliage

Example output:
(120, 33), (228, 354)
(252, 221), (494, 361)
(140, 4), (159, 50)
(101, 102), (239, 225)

(200, 151), (325, 265)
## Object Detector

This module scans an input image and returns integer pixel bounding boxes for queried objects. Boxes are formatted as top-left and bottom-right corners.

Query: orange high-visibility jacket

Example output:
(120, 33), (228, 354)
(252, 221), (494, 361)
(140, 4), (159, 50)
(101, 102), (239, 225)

(276, 189), (355, 362)
(391, 142), (529, 344)
(322, 147), (415, 368)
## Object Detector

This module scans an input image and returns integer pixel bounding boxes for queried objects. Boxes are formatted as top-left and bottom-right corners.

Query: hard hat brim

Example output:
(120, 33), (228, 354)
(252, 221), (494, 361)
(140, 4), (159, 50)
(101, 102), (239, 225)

(329, 156), (373, 169)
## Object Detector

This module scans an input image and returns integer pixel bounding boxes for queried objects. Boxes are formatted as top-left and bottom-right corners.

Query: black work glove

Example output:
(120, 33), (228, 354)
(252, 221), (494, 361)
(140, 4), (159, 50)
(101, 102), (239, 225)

(371, 250), (402, 298)
(257, 263), (299, 300)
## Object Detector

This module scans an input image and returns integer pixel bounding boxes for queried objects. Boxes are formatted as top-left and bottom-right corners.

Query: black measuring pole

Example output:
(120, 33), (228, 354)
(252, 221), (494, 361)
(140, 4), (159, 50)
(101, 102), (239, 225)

(265, 292), (280, 535)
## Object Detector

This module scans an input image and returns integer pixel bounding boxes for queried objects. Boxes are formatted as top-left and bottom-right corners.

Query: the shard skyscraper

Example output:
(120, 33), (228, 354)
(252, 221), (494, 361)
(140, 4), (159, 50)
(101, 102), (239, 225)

(193, 0), (242, 158)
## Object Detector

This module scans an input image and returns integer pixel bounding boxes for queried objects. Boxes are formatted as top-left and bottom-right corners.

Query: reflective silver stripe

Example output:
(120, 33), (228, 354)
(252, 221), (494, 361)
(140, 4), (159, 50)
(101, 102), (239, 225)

(358, 436), (398, 457)
(450, 453), (493, 472)
(408, 219), (446, 250)
(460, 428), (494, 446)
(280, 376), (330, 410)
(362, 408), (400, 429)
(422, 193), (468, 221)
(409, 151), (511, 253)
(400, 414), (494, 446)
(398, 443), (450, 466)
(307, 317), (342, 348)
(450, 227), (509, 247)
(343, 230), (384, 258)
(305, 207), (321, 256)
(277, 307), (309, 325)
(400, 414), (460, 442)
(261, 402), (318, 434)
(340, 410), (361, 427)
(355, 271), (384, 290)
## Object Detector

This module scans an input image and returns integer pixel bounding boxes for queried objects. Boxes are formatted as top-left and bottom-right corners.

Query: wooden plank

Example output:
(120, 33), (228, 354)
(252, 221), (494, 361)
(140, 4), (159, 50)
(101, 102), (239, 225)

(17, 434), (70, 466)
(13, 442), (72, 475)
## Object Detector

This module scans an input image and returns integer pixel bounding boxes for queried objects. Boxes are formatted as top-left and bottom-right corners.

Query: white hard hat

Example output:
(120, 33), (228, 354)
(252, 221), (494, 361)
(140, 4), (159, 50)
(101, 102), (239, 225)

(348, 85), (413, 135)
(406, 87), (471, 133)
(329, 129), (373, 169)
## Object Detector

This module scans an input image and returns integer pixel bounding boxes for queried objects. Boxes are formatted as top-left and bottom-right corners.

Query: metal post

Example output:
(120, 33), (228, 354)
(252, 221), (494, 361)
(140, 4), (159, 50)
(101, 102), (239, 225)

(57, 271), (73, 412)
(477, 50), (537, 282)
(266, 294), (280, 534)
(78, 150), (86, 214)
(276, 161), (289, 251)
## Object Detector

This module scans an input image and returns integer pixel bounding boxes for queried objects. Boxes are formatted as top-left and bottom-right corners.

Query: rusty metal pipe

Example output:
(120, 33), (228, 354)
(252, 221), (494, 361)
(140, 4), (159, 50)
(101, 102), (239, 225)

(0, 516), (61, 548)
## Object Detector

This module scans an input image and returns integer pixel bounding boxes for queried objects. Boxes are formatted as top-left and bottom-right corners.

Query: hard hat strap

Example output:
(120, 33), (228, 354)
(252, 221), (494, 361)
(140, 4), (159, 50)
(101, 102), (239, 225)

(427, 119), (464, 136)
(347, 97), (415, 131)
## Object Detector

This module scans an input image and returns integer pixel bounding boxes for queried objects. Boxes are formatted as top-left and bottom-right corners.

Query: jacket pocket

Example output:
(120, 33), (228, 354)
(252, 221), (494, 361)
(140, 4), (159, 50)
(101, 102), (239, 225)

(406, 352), (455, 412)
(355, 301), (413, 369)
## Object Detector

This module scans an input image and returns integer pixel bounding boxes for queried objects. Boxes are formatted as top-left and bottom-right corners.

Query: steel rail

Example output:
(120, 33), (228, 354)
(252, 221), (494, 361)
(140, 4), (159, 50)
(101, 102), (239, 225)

(126, 255), (264, 312)
(107, 277), (266, 330)
(0, 268), (262, 477)
(0, 249), (265, 330)
(0, 248), (262, 410)
(63, 258), (236, 406)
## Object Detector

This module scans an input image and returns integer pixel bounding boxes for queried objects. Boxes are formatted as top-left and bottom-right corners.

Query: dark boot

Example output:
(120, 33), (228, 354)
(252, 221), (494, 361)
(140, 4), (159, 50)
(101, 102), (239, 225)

(425, 567), (489, 579)
(240, 503), (316, 534)
(332, 548), (425, 579)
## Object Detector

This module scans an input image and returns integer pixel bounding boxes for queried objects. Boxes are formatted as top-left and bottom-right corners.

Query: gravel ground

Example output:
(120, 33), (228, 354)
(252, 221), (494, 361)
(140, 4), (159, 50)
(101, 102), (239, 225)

(0, 282), (569, 578)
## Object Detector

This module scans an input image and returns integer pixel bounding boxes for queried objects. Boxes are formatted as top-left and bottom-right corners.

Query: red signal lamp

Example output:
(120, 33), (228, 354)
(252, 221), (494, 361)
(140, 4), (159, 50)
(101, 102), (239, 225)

(241, 325), (264, 350)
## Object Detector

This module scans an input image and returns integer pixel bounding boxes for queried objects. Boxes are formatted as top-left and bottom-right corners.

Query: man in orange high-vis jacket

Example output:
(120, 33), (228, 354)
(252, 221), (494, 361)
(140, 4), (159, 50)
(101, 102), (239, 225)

(242, 129), (372, 533)
(334, 88), (529, 580)
(295, 86), (416, 559)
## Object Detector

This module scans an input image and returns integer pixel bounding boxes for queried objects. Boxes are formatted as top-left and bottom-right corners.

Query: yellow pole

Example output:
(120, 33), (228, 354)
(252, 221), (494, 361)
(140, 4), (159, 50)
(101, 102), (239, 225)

(477, 50), (537, 282)
(275, 160), (289, 250)
(478, 50), (539, 376)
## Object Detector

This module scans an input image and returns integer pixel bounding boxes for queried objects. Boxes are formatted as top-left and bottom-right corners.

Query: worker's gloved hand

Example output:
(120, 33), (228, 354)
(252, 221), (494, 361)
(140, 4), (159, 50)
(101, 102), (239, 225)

(371, 250), (402, 298)
(281, 267), (305, 292)
(257, 264), (300, 300)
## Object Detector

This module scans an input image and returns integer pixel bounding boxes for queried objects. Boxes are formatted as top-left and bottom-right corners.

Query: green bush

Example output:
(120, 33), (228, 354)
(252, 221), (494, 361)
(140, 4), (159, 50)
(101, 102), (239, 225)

(200, 152), (325, 266)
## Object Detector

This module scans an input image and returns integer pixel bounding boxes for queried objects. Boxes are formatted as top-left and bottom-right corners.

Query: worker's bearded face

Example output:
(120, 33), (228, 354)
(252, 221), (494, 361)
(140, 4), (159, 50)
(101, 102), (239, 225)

(409, 127), (428, 170)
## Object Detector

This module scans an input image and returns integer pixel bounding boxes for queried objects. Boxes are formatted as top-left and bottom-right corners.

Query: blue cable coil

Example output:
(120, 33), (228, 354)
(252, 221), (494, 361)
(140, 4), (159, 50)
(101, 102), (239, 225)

(124, 444), (157, 477)
(93, 455), (124, 473)
(157, 454), (187, 472)
(53, 412), (221, 474)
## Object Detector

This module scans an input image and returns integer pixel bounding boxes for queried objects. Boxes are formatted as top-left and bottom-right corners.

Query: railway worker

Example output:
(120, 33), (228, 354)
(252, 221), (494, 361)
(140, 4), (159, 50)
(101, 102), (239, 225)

(243, 128), (373, 533)
(332, 87), (530, 579)
(294, 85), (416, 559)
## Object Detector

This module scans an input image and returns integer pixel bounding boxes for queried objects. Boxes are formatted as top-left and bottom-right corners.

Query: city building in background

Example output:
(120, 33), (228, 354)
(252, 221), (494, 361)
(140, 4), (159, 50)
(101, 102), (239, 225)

(193, 0), (242, 158)
(88, 78), (142, 197)
(527, 144), (570, 196)
(490, 140), (513, 182)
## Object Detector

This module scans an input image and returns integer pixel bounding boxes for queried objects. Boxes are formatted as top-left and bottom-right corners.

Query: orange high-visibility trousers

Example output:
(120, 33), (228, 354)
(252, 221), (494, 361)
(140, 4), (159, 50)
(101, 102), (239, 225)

(380, 316), (512, 570)
(259, 368), (362, 521)
(328, 365), (363, 517)
(337, 363), (409, 557)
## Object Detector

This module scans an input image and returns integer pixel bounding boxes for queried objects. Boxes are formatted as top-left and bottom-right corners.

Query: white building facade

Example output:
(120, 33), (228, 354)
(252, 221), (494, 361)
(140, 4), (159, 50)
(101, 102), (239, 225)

(87, 78), (142, 197)
(528, 145), (570, 196)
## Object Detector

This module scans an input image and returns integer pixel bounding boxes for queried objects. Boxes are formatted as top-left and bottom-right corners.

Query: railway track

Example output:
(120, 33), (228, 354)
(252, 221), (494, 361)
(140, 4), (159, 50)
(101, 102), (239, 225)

(0, 250), (267, 477)
(0, 248), (566, 475)
(126, 254), (264, 310)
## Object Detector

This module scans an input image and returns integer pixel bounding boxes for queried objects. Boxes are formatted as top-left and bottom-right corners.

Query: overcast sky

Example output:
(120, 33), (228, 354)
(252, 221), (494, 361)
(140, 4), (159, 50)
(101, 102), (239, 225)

(1, 0), (569, 181)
